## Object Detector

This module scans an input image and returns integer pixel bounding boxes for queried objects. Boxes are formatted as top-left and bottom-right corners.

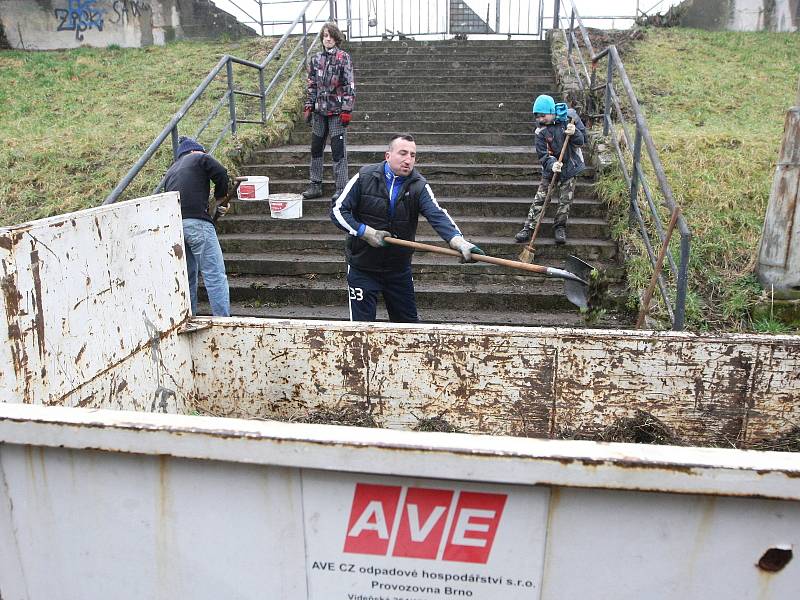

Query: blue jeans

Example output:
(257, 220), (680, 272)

(183, 218), (230, 316)
(347, 264), (419, 323)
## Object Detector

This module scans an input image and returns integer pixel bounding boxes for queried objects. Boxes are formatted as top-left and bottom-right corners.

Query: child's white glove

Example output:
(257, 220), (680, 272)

(565, 122), (576, 135)
(552, 161), (563, 173)
(216, 204), (230, 217)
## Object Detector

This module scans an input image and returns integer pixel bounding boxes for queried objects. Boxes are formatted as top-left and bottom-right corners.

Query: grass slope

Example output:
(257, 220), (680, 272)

(598, 28), (800, 332)
(0, 38), (304, 227)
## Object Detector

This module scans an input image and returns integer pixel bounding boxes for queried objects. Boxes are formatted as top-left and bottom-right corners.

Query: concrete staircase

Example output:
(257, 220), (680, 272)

(208, 39), (629, 327)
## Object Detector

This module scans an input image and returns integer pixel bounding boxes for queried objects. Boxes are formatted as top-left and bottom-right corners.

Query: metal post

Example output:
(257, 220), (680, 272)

(603, 58), (613, 136)
(259, 67), (266, 123)
(346, 0), (352, 39)
(226, 59), (237, 135)
(496, 0), (501, 33)
(674, 236), (690, 330)
(552, 0), (560, 29)
(170, 126), (179, 161)
(259, 0), (265, 36)
(630, 128), (642, 226)
(329, 0), (336, 21)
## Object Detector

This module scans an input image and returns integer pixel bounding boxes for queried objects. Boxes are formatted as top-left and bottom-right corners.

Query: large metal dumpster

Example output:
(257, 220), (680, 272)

(1, 194), (799, 599)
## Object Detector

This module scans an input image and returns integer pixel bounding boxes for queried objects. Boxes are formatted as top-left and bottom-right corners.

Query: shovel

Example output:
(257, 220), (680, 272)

(384, 237), (594, 309)
(212, 176), (247, 223)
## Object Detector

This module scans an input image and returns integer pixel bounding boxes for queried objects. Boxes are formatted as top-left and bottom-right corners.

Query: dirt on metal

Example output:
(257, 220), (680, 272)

(301, 406), (378, 428)
(413, 415), (462, 433)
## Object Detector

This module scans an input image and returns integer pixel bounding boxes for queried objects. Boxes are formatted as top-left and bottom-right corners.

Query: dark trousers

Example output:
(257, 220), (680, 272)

(347, 264), (419, 323)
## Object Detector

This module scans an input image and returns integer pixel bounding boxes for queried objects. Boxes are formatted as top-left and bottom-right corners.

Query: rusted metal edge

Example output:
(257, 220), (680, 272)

(1, 404), (798, 501)
(187, 316), (800, 345)
(0, 192), (181, 235)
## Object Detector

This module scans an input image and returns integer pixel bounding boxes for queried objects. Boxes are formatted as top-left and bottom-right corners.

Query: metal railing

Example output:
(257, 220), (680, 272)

(555, 0), (691, 330)
(103, 0), (332, 206)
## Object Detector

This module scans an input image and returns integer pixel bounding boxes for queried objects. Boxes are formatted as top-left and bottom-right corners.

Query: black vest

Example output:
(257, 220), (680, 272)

(346, 162), (428, 272)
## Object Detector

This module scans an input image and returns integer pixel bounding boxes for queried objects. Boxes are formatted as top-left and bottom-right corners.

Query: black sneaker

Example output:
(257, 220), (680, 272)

(554, 226), (567, 245)
(302, 182), (323, 199)
(514, 227), (532, 243)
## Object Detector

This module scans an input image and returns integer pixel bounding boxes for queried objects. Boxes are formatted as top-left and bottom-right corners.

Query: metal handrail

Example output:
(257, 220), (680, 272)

(103, 0), (329, 206)
(554, 0), (691, 330)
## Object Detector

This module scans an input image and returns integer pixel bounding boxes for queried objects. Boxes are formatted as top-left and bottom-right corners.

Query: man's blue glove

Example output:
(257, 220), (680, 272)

(449, 235), (485, 263)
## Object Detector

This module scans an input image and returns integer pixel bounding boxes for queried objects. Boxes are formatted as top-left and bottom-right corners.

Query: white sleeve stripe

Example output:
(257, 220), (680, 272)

(332, 173), (361, 236)
(425, 184), (460, 233)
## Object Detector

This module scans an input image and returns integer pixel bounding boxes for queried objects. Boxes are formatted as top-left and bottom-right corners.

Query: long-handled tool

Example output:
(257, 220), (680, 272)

(518, 121), (573, 264)
(212, 176), (247, 223)
(385, 237), (595, 309)
(635, 206), (681, 328)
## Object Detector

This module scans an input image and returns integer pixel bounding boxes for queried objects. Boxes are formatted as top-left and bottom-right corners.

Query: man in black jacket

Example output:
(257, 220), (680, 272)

(330, 134), (483, 322)
(163, 136), (230, 316)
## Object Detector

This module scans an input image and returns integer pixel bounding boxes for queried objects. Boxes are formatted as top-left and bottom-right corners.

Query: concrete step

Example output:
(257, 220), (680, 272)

(230, 196), (607, 219)
(355, 100), (536, 112)
(343, 119), (537, 134)
(266, 178), (597, 198)
(246, 163), (595, 181)
(210, 274), (623, 313)
(217, 233), (618, 261)
(349, 89), (558, 101)
(199, 302), (628, 328)
(353, 110), (534, 123)
(217, 214), (610, 239)
(289, 130), (533, 145)
(353, 74), (555, 86)
(251, 145), (536, 165)
(220, 252), (624, 282)
(355, 82), (554, 94)
(354, 61), (552, 74)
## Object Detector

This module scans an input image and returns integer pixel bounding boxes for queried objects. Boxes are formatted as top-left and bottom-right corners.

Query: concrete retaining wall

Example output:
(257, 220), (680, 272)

(678, 0), (799, 31)
(0, 0), (255, 50)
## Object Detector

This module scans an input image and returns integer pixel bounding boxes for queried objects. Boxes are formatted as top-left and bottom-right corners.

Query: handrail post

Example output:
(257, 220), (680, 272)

(674, 236), (690, 330)
(258, 0), (265, 36)
(170, 126), (179, 162)
(226, 59), (237, 135)
(603, 57), (613, 136)
(329, 0), (336, 21)
(630, 127), (642, 226)
(553, 0), (560, 29)
(259, 67), (267, 123)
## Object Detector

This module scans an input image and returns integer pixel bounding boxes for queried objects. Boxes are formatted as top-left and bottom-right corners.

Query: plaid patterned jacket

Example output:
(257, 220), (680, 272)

(305, 48), (355, 115)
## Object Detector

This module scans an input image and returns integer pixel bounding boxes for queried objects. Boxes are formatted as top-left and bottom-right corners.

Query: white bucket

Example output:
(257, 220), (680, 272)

(268, 193), (303, 219)
(237, 176), (269, 201)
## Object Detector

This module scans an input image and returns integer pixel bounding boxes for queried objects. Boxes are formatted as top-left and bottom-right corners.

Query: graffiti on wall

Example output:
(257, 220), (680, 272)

(54, 1), (153, 41)
(109, 1), (152, 25)
(54, 1), (105, 41)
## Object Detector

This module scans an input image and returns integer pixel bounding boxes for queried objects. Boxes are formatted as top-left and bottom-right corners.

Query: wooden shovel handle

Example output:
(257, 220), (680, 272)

(385, 237), (549, 275)
(526, 123), (574, 251)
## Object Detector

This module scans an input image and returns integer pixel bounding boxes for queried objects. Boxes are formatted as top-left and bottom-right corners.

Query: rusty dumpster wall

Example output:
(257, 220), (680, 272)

(0, 193), (193, 412)
(187, 319), (800, 448)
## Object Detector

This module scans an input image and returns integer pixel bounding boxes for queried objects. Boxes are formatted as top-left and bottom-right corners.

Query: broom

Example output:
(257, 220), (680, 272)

(518, 123), (573, 264)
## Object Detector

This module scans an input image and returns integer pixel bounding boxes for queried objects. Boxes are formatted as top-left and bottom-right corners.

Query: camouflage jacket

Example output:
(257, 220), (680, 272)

(305, 48), (355, 115)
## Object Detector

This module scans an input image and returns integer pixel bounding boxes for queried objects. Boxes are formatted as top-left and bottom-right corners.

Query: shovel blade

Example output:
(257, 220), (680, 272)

(563, 255), (596, 309)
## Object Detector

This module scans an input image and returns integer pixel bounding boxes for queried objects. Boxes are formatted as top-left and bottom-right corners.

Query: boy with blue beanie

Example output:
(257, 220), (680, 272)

(515, 94), (586, 245)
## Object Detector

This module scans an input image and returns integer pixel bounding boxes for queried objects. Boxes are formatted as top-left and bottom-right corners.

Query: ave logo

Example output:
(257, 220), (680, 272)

(343, 483), (506, 564)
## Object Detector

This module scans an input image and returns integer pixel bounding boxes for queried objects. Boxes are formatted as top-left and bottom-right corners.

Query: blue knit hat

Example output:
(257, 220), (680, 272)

(176, 136), (205, 158)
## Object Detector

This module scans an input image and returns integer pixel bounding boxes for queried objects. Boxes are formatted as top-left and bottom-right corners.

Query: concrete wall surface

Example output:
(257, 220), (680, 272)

(680, 0), (799, 31)
(0, 0), (255, 50)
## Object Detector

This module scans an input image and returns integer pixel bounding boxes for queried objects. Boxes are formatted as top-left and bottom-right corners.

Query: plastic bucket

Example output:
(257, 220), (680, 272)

(237, 176), (269, 201)
(268, 193), (303, 219)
